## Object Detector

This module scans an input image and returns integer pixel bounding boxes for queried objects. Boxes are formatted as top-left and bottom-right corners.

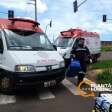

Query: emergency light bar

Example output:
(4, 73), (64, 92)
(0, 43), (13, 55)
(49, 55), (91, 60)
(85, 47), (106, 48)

(61, 31), (73, 36)
(9, 18), (40, 27)
(61, 28), (99, 37)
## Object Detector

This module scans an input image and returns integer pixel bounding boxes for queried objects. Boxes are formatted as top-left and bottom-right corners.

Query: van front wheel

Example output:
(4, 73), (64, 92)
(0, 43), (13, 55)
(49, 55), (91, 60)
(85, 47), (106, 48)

(0, 75), (13, 93)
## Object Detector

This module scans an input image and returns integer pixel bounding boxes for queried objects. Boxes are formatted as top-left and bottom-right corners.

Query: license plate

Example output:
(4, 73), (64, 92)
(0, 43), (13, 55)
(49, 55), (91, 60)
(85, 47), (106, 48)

(44, 80), (56, 87)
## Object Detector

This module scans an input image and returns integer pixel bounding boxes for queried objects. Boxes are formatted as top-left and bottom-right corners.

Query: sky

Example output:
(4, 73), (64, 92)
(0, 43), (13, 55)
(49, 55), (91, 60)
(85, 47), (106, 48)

(0, 0), (112, 41)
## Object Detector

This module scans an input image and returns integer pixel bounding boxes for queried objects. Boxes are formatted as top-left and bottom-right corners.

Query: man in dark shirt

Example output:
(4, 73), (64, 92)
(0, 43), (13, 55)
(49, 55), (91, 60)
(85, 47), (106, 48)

(71, 38), (92, 85)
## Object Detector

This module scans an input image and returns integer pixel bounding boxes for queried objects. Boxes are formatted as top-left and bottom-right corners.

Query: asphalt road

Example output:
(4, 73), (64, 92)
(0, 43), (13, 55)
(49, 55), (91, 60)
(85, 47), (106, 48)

(0, 78), (95, 112)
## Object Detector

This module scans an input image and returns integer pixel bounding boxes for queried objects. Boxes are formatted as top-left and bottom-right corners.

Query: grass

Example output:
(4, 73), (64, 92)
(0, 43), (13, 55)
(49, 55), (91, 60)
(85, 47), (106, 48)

(97, 69), (112, 85)
(101, 46), (112, 52)
(89, 60), (112, 69)
(89, 59), (112, 85)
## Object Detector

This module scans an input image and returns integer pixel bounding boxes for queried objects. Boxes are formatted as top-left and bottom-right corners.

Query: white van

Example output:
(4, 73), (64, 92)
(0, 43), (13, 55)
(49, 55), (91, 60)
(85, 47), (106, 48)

(0, 18), (65, 91)
(54, 29), (101, 65)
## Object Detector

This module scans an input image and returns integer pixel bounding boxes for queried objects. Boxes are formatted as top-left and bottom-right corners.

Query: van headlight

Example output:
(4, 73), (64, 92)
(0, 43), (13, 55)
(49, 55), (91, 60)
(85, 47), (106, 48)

(59, 61), (65, 68)
(15, 65), (36, 72)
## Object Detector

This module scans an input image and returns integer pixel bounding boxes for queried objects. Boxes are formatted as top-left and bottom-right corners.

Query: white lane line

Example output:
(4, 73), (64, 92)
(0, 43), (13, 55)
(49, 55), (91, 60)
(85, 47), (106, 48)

(62, 79), (79, 95)
(0, 95), (16, 105)
(74, 76), (78, 79)
(38, 89), (55, 100)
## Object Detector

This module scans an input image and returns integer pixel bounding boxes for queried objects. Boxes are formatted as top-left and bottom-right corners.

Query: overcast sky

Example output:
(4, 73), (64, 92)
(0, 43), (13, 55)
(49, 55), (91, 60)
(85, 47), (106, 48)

(0, 0), (112, 41)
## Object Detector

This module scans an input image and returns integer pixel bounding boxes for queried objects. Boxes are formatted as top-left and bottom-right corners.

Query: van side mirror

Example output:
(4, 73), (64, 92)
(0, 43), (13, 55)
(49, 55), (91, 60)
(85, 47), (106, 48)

(0, 48), (3, 53)
(53, 44), (57, 50)
(0, 39), (3, 53)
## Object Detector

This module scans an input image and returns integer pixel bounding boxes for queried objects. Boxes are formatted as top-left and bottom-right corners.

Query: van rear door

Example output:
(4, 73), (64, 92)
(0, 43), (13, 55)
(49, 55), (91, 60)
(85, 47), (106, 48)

(85, 36), (101, 54)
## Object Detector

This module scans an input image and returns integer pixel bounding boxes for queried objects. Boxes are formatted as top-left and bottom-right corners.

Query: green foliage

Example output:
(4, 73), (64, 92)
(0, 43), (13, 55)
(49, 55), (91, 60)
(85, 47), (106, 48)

(97, 69), (112, 85)
(101, 46), (112, 52)
(90, 60), (112, 69)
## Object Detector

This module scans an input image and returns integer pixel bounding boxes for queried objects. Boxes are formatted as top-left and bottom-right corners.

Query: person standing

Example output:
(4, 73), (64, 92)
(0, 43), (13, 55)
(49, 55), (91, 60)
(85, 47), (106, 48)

(71, 38), (92, 85)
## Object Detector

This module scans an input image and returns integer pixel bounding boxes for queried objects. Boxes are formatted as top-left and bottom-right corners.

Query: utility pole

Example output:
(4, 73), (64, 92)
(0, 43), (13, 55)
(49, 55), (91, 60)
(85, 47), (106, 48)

(34, 0), (37, 21)
(27, 0), (37, 21)
(0, 12), (8, 15)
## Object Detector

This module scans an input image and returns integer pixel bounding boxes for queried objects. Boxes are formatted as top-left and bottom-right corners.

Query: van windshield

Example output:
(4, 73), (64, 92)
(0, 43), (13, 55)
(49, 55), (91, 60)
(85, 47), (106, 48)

(4, 29), (55, 51)
(55, 37), (72, 48)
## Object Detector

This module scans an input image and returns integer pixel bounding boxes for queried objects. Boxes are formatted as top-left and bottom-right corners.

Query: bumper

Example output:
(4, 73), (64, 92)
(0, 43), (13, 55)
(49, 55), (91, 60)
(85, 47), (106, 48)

(4, 68), (65, 88)
(92, 53), (101, 58)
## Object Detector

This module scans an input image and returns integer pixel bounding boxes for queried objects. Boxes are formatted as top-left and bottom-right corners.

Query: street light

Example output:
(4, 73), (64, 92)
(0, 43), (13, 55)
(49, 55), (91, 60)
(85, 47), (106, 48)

(8, 10), (14, 18)
(0, 12), (8, 15)
(27, 0), (37, 21)
(73, 0), (78, 12)
(73, 0), (88, 13)
(103, 15), (107, 22)
(0, 10), (14, 18)
(102, 15), (112, 22)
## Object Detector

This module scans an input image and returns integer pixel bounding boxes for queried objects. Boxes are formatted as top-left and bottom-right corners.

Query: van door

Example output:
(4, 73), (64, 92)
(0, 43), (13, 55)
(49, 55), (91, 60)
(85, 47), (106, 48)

(0, 31), (3, 64)
(85, 36), (101, 54)
(64, 38), (75, 59)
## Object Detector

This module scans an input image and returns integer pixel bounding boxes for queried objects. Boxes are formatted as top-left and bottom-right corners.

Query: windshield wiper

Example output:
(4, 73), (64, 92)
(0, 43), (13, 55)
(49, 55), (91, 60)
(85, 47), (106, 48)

(9, 45), (24, 48)
(58, 45), (66, 48)
(32, 47), (46, 50)
(32, 47), (54, 51)
(9, 45), (23, 47)
(9, 46), (32, 49)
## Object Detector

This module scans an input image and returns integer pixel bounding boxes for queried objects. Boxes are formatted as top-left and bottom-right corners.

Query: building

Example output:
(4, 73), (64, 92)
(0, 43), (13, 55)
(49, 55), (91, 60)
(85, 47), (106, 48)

(101, 41), (112, 46)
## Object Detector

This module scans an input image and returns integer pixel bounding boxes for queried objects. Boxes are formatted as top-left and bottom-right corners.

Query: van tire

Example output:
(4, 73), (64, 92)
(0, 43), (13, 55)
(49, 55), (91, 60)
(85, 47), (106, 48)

(55, 76), (65, 86)
(92, 55), (98, 63)
(92, 57), (98, 63)
(0, 71), (13, 94)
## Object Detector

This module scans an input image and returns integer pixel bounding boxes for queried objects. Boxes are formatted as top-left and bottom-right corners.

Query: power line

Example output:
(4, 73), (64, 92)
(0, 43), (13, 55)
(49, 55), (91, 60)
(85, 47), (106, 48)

(73, 0), (88, 13)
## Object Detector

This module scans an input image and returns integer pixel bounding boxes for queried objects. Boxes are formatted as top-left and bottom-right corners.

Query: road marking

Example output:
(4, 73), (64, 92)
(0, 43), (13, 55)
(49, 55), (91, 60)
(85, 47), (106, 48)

(74, 76), (78, 79)
(38, 89), (55, 100)
(0, 95), (16, 105)
(62, 79), (79, 95)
